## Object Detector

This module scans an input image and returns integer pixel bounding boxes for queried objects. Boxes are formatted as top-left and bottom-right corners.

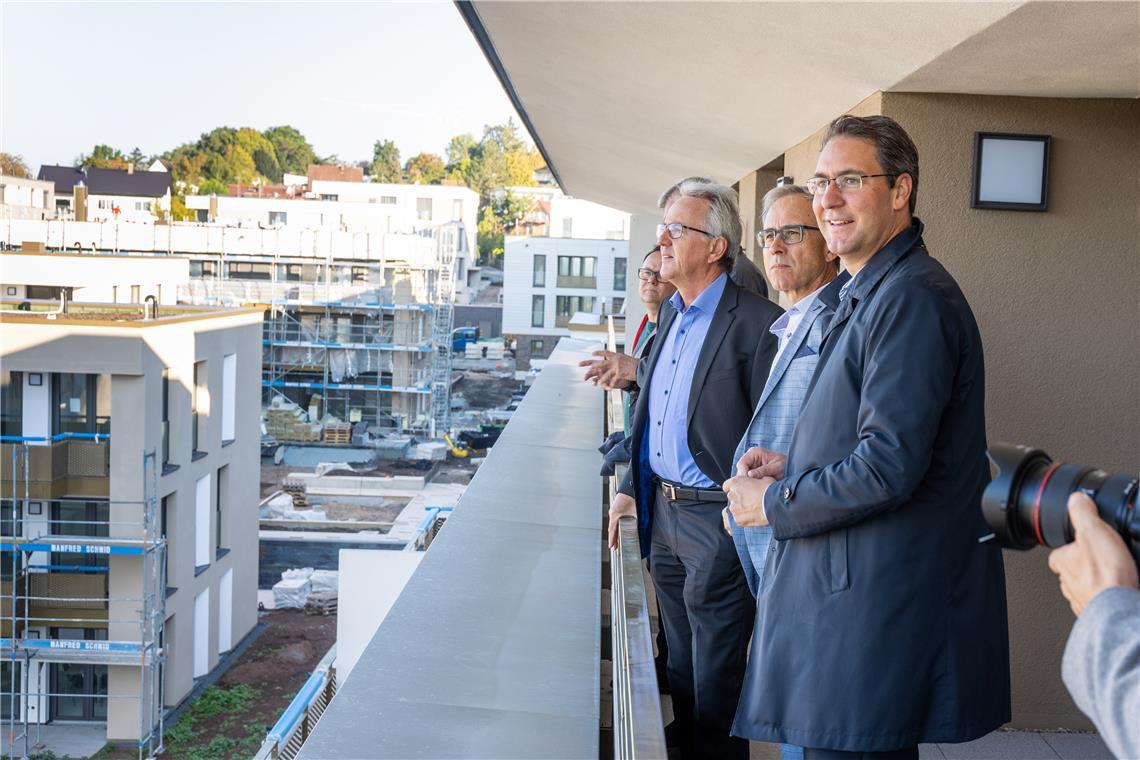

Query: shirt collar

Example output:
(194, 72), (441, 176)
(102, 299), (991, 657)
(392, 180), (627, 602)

(669, 271), (728, 315)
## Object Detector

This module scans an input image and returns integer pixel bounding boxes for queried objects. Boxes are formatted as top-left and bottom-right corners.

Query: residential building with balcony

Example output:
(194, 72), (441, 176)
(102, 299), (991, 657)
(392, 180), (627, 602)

(0, 298), (262, 753)
(502, 236), (628, 367)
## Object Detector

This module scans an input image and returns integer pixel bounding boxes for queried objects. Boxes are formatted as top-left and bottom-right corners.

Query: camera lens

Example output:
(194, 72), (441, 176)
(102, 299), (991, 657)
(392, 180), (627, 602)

(982, 443), (1138, 552)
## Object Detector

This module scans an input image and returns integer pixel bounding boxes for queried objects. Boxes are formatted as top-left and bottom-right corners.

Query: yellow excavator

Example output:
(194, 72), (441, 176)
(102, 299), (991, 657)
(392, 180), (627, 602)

(443, 433), (469, 458)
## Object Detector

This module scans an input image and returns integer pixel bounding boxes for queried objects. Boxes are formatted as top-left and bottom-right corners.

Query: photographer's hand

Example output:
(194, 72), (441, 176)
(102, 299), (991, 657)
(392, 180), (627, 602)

(1048, 492), (1139, 617)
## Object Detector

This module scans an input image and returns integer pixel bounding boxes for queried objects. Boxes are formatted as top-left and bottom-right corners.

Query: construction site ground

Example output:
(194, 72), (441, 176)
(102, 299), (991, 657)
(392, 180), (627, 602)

(93, 610), (337, 760)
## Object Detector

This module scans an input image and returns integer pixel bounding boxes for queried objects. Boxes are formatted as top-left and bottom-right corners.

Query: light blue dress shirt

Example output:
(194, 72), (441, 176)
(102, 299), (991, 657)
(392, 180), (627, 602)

(646, 272), (727, 487)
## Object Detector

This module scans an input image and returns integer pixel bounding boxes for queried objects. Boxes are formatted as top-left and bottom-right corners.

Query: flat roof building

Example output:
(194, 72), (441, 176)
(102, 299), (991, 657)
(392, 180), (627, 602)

(0, 299), (262, 752)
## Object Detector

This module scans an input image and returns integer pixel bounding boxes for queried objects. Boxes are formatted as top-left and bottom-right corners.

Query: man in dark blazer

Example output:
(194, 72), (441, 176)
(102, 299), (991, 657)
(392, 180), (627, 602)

(724, 115), (1010, 759)
(609, 179), (782, 759)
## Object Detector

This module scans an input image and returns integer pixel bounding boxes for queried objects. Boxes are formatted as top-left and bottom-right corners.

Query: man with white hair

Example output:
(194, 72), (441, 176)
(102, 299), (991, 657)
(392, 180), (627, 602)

(610, 179), (782, 759)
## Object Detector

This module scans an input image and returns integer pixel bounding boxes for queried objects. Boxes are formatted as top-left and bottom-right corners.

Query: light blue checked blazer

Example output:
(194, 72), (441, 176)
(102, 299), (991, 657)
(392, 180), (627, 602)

(728, 274), (847, 596)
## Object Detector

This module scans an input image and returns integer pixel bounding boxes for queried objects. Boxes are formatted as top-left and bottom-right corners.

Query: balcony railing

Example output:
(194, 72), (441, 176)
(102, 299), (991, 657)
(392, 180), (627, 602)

(0, 434), (110, 498)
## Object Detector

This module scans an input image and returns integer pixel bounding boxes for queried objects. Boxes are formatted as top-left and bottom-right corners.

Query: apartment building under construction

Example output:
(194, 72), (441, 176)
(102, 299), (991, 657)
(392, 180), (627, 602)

(0, 297), (262, 755)
(0, 216), (467, 438)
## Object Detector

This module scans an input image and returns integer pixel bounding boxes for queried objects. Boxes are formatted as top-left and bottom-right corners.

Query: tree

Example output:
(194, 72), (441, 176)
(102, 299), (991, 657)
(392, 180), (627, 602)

(0, 153), (30, 178)
(76, 144), (130, 170)
(369, 140), (402, 183)
(264, 126), (317, 178)
(197, 178), (228, 196)
(127, 147), (146, 170)
(404, 152), (446, 185)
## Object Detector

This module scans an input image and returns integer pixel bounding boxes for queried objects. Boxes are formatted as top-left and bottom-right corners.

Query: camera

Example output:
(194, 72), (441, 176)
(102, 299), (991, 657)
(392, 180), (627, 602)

(981, 443), (1140, 564)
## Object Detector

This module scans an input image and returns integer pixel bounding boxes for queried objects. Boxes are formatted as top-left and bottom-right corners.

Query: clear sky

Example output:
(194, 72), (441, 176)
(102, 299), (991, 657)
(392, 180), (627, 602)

(0, 1), (522, 171)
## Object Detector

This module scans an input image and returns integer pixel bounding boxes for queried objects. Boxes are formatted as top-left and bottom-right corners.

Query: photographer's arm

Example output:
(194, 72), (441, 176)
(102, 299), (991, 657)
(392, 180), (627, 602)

(1052, 493), (1140, 760)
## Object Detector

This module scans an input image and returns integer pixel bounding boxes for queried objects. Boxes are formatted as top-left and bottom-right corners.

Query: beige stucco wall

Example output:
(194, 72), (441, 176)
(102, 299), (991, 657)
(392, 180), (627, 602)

(769, 91), (1140, 730)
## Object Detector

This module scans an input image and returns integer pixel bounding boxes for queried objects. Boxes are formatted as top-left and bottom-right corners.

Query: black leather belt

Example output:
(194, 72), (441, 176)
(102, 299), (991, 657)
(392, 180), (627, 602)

(655, 476), (727, 503)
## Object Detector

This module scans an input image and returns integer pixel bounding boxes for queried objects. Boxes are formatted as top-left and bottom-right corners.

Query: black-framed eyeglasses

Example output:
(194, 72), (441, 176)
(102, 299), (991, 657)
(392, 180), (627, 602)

(805, 173), (897, 195)
(637, 268), (662, 282)
(757, 225), (821, 248)
(656, 222), (714, 240)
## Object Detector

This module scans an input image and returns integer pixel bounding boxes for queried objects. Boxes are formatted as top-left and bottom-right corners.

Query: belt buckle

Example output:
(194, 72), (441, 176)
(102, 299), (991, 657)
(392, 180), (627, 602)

(661, 481), (677, 500)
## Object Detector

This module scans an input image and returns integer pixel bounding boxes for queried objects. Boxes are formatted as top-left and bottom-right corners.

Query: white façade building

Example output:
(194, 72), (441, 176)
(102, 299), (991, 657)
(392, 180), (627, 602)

(502, 235), (629, 367)
(0, 175), (56, 221)
(184, 182), (479, 300)
(37, 165), (172, 223)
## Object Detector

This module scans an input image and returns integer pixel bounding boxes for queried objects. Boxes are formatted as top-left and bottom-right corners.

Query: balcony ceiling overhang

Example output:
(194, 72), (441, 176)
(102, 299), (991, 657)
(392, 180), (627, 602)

(460, 1), (1140, 214)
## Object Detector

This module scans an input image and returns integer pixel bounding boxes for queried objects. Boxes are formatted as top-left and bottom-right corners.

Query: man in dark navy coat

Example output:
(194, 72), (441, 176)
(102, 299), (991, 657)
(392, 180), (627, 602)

(610, 179), (782, 759)
(724, 115), (1010, 759)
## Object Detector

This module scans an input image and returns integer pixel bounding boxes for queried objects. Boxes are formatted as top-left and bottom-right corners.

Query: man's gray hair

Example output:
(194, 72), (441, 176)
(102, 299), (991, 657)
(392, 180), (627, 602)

(657, 176), (713, 210)
(674, 179), (741, 270)
(760, 184), (813, 224)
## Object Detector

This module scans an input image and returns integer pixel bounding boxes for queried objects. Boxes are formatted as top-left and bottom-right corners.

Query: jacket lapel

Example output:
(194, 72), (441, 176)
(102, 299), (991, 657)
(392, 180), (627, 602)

(756, 297), (824, 409)
(687, 279), (737, 424)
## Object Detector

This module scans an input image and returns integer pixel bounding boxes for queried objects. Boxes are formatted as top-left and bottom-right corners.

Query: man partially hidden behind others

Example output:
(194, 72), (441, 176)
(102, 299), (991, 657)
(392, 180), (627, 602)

(725, 115), (1010, 759)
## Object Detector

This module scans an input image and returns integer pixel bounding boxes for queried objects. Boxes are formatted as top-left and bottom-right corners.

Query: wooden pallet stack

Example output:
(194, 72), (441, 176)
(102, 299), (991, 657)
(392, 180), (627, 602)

(305, 591), (338, 616)
(322, 422), (352, 445)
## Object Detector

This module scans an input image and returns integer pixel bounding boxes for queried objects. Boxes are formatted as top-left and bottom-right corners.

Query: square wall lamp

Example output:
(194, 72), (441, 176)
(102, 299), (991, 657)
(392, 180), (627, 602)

(971, 132), (1051, 211)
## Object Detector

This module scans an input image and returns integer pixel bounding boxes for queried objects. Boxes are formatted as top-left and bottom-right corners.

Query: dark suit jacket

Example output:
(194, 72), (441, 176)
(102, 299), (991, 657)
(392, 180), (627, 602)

(619, 275), (783, 557)
(736, 220), (1010, 750)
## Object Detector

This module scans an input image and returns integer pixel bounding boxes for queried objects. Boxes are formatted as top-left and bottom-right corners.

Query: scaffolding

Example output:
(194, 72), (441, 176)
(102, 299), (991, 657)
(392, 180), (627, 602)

(2, 436), (165, 759)
(178, 222), (461, 436)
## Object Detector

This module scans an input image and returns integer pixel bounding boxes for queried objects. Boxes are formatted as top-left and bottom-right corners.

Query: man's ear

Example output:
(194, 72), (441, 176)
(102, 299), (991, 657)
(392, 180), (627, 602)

(892, 173), (914, 213)
(708, 236), (728, 264)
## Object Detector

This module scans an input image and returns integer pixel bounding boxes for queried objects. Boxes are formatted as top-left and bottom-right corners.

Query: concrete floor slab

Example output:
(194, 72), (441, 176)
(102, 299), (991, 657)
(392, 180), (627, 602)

(1, 723), (106, 759)
(1041, 731), (1113, 760)
(939, 731), (1060, 759)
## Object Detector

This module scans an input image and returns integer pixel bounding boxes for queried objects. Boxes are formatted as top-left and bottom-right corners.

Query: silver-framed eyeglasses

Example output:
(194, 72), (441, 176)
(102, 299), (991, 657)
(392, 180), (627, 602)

(757, 225), (821, 248)
(656, 222), (714, 240)
(637, 267), (662, 282)
(805, 173), (897, 196)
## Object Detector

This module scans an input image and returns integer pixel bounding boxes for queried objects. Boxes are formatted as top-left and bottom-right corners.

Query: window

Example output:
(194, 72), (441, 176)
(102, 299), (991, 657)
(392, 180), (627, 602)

(319, 194), (339, 201)
(192, 361), (206, 454)
(189, 260), (217, 278)
(268, 211), (288, 226)
(221, 354), (236, 443)
(277, 263), (302, 282)
(219, 569), (234, 653)
(531, 295), (545, 328)
(562, 218), (573, 237)
(452, 199), (463, 220)
(135, 201), (149, 211)
(379, 196), (396, 205)
(416, 197), (433, 221)
(97, 199), (111, 209)
(613, 258), (626, 291)
(530, 339), (545, 357)
(161, 494), (174, 594)
(195, 474), (211, 569)
(50, 501), (109, 573)
(130, 285), (141, 303)
(533, 255), (546, 287)
(161, 370), (171, 466)
(556, 295), (597, 318)
(613, 297), (625, 313)
(227, 262), (272, 280)
(556, 256), (598, 286)
(1, 370), (22, 437)
(216, 465), (228, 552)
(52, 373), (109, 435)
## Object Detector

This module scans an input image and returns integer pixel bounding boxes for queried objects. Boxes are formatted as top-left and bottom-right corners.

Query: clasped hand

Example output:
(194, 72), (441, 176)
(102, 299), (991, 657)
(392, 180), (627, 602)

(721, 447), (787, 531)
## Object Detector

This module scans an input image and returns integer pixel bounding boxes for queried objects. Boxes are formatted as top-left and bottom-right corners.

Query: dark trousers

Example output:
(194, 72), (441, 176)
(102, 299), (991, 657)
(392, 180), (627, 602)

(650, 488), (753, 760)
(802, 748), (918, 760)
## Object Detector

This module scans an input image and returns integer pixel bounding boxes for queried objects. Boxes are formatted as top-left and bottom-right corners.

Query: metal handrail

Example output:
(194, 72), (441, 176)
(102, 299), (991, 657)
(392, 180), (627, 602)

(606, 316), (667, 759)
